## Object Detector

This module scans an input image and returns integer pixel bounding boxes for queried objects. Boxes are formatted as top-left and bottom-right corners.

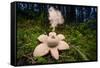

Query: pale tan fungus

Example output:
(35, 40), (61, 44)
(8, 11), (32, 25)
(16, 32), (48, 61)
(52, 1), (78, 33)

(33, 32), (69, 60)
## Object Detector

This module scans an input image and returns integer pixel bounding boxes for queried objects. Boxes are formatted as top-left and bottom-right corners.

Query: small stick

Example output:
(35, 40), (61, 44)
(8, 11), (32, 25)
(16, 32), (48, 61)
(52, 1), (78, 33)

(23, 54), (36, 64)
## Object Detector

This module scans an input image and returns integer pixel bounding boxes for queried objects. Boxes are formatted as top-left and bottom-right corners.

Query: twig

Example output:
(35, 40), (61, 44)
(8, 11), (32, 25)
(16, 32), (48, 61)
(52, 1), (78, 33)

(23, 54), (36, 64)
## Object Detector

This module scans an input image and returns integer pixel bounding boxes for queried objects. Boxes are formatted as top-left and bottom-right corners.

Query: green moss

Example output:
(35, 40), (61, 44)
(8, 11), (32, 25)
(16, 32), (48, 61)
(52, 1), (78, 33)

(16, 12), (97, 64)
(34, 56), (48, 64)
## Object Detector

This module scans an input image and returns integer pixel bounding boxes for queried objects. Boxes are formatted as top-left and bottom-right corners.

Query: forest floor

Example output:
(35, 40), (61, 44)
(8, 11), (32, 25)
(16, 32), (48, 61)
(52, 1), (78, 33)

(16, 16), (97, 65)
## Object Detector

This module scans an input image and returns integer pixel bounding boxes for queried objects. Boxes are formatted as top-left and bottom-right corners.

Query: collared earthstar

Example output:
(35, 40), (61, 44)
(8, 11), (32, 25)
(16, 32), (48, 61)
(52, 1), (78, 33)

(33, 32), (70, 60)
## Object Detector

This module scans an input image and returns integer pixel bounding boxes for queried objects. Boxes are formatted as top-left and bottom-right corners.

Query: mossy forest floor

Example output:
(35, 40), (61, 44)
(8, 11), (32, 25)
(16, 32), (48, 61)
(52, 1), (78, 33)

(16, 14), (97, 65)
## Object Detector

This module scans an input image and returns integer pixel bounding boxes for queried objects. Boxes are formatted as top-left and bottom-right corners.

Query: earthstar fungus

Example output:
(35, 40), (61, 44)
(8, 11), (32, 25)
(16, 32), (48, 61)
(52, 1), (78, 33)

(33, 32), (69, 60)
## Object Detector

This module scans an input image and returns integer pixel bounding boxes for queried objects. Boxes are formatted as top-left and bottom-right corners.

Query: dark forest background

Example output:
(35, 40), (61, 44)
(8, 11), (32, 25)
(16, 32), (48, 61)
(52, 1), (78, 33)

(16, 2), (97, 66)
(16, 2), (97, 23)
